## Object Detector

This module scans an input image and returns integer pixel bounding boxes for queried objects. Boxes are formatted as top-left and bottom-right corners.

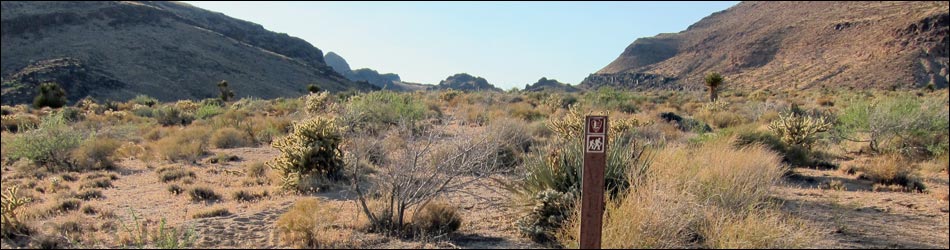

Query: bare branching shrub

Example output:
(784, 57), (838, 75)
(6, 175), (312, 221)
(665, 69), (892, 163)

(268, 116), (344, 192)
(347, 120), (501, 235)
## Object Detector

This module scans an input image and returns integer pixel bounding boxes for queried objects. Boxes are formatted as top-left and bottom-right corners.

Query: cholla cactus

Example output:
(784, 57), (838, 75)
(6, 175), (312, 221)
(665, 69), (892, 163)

(515, 189), (575, 242)
(1, 186), (32, 230)
(174, 100), (199, 113)
(549, 105), (645, 140)
(700, 99), (729, 113)
(304, 91), (333, 116)
(267, 116), (344, 191)
(768, 109), (833, 150)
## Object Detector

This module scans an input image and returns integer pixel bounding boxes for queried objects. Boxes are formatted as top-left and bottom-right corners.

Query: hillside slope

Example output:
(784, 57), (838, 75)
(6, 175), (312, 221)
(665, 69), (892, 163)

(582, 1), (949, 91)
(1, 1), (376, 105)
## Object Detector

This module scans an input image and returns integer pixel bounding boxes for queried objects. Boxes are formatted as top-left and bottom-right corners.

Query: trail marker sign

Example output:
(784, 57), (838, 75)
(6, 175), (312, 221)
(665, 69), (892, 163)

(580, 115), (607, 249)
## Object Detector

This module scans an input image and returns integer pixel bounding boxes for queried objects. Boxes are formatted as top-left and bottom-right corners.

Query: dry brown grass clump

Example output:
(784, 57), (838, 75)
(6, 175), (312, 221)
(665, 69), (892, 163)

(858, 155), (926, 192)
(187, 186), (221, 203)
(153, 126), (210, 162)
(558, 138), (814, 248)
(156, 166), (196, 183)
(275, 198), (356, 248)
(71, 138), (120, 171)
(410, 201), (462, 237)
(210, 127), (254, 149)
(192, 207), (231, 219)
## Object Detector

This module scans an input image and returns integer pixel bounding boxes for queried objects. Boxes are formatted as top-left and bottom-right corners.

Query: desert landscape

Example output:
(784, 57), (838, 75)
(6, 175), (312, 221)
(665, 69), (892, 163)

(2, 1), (948, 249)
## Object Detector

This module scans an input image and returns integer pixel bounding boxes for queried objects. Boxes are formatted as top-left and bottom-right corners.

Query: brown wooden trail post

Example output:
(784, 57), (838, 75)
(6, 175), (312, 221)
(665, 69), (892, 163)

(580, 116), (607, 249)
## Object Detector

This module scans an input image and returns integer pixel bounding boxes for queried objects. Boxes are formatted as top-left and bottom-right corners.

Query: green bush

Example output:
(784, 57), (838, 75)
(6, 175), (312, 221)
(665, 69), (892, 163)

(267, 117), (344, 191)
(131, 95), (158, 107)
(33, 82), (67, 109)
(343, 91), (429, 133)
(6, 112), (84, 172)
(735, 131), (812, 168)
(154, 105), (194, 126)
(195, 104), (225, 120)
(836, 94), (949, 158)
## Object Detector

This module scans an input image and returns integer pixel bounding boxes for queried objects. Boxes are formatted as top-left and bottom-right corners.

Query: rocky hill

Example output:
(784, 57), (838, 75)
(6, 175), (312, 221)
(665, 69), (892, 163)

(1, 1), (377, 105)
(523, 77), (579, 92)
(431, 73), (501, 92)
(324, 51), (429, 91)
(581, 1), (949, 91)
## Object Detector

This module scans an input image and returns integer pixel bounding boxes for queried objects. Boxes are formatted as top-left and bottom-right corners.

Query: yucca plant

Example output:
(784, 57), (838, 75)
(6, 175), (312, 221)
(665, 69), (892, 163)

(704, 72), (724, 102)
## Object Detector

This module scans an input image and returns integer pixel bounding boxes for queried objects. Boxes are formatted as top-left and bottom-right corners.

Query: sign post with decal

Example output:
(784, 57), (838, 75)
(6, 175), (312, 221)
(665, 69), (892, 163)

(580, 115), (607, 249)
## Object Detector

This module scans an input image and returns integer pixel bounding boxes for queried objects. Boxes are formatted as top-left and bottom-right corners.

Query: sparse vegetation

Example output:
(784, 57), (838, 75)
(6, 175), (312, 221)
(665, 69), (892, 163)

(188, 186), (221, 203)
(275, 198), (354, 248)
(192, 208), (231, 219)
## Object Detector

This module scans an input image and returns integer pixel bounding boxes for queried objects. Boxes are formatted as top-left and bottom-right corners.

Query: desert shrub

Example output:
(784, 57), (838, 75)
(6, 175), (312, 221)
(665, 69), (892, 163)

(858, 155), (926, 192)
(80, 177), (113, 190)
(192, 208), (231, 219)
(1, 113), (40, 133)
(511, 137), (651, 243)
(80, 204), (98, 215)
(157, 167), (196, 183)
(154, 105), (194, 126)
(659, 112), (711, 134)
(210, 127), (253, 149)
(33, 82), (68, 109)
(735, 130), (813, 168)
(232, 190), (268, 202)
(71, 137), (120, 171)
(131, 95), (158, 107)
(275, 198), (352, 248)
(75, 189), (103, 200)
(188, 186), (221, 203)
(700, 209), (814, 249)
(51, 198), (82, 214)
(5, 112), (84, 172)
(835, 94), (949, 158)
(410, 201), (462, 237)
(582, 87), (642, 113)
(117, 209), (197, 249)
(769, 106), (833, 150)
(486, 118), (534, 169)
(516, 189), (575, 243)
(154, 126), (210, 162)
(268, 117), (344, 191)
(194, 104), (225, 120)
(167, 184), (184, 195)
(342, 91), (428, 133)
(304, 91), (334, 116)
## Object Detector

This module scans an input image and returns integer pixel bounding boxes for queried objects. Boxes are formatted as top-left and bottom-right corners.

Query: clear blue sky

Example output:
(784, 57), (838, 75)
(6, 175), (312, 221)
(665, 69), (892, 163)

(184, 1), (738, 89)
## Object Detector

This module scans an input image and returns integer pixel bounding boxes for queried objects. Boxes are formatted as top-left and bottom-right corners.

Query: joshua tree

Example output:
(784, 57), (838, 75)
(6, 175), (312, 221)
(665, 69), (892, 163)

(217, 80), (235, 102)
(704, 72), (724, 102)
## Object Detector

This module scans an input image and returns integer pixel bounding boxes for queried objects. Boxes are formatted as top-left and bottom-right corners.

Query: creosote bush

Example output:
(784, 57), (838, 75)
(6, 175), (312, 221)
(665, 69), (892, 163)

(268, 116), (344, 192)
(33, 82), (67, 109)
(210, 127), (254, 149)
